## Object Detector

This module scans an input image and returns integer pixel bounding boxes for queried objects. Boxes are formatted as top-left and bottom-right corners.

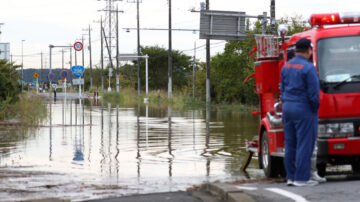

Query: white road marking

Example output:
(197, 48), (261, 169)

(235, 186), (258, 191)
(266, 188), (309, 202)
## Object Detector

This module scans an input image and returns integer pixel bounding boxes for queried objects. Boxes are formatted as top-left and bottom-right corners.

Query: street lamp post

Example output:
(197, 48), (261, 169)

(21, 40), (25, 91)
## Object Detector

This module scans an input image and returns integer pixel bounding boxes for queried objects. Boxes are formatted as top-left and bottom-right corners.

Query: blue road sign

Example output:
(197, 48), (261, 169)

(48, 73), (55, 80)
(71, 66), (85, 78)
(60, 70), (69, 79)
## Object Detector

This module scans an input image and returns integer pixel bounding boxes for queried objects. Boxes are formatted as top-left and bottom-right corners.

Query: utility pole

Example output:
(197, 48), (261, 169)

(126, 0), (141, 95)
(80, 36), (84, 93)
(168, 0), (172, 99)
(102, 24), (114, 69)
(206, 0), (210, 104)
(116, 5), (120, 93)
(62, 49), (65, 71)
(40, 52), (43, 86)
(102, 26), (113, 92)
(49, 45), (53, 74)
(262, 12), (267, 35)
(88, 25), (93, 89)
(21, 40), (25, 91)
(82, 26), (94, 89)
(108, 0), (112, 65)
(270, 0), (276, 35)
(81, 35), (86, 93)
(70, 46), (73, 81)
(101, 16), (104, 91)
(102, 27), (114, 92)
(137, 0), (141, 96)
(74, 48), (77, 66)
(193, 42), (196, 99)
(81, 35), (85, 67)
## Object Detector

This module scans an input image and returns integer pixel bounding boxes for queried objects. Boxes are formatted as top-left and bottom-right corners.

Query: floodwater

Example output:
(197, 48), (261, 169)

(0, 96), (262, 201)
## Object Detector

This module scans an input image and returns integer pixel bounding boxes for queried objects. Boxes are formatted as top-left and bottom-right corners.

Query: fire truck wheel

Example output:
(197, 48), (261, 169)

(317, 163), (326, 177)
(261, 131), (283, 178)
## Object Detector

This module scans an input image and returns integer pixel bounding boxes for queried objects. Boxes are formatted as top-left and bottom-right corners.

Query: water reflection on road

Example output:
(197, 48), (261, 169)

(0, 96), (261, 200)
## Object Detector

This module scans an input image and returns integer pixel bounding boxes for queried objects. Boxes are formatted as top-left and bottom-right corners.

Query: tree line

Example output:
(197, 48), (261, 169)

(12, 16), (307, 107)
(91, 16), (307, 105)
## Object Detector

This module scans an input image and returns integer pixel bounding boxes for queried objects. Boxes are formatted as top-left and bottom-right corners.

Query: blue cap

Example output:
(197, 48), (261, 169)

(296, 38), (312, 50)
(287, 49), (295, 60)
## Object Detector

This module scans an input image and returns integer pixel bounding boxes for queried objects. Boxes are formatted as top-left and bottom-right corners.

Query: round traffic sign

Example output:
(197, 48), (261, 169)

(48, 73), (55, 80)
(60, 70), (69, 79)
(74, 42), (83, 51)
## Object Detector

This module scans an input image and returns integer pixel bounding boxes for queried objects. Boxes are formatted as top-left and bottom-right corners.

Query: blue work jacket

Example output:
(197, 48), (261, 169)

(280, 55), (320, 113)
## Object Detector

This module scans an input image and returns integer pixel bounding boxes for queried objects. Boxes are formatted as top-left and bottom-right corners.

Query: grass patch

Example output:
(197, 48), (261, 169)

(0, 94), (47, 125)
(102, 88), (204, 110)
(102, 88), (257, 112)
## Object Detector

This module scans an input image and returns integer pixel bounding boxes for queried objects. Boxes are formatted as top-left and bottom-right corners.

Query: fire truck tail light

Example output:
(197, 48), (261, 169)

(310, 12), (360, 27)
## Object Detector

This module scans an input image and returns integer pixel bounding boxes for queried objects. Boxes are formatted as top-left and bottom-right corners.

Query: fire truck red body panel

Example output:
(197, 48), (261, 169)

(328, 138), (360, 155)
(252, 13), (360, 177)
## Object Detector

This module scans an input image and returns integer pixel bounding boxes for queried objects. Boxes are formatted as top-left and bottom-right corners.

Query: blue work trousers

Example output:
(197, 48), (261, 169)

(283, 102), (317, 182)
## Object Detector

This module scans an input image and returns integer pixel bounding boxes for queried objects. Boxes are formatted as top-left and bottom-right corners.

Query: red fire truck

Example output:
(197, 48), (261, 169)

(247, 12), (360, 178)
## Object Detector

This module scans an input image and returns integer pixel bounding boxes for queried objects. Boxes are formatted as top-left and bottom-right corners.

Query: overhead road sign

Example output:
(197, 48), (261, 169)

(74, 42), (83, 51)
(48, 73), (55, 81)
(71, 66), (85, 78)
(200, 10), (247, 41)
(33, 72), (39, 79)
(60, 70), (69, 79)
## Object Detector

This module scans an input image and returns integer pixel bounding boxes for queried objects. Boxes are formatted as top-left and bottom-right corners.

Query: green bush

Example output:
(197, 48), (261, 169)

(0, 60), (21, 103)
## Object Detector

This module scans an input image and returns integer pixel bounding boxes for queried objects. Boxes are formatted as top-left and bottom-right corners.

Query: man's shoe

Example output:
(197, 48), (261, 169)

(293, 180), (319, 187)
(287, 179), (294, 186)
(311, 171), (326, 183)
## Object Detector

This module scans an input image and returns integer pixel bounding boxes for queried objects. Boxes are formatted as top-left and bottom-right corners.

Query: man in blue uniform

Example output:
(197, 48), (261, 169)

(281, 38), (320, 186)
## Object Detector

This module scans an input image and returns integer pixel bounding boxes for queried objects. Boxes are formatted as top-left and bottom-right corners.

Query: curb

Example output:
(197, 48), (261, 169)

(201, 183), (256, 202)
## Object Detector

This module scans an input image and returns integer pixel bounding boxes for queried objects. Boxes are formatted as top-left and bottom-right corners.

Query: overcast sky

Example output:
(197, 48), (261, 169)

(1, 0), (360, 69)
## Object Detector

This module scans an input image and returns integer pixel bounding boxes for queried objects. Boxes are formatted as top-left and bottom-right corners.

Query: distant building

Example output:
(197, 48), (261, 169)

(0, 43), (10, 61)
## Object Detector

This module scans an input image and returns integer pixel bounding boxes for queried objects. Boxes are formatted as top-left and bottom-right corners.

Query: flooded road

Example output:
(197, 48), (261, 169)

(0, 96), (262, 200)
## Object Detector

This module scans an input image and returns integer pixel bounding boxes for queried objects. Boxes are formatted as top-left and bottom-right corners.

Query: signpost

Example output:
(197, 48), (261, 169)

(60, 70), (69, 98)
(71, 65), (85, 98)
(48, 73), (55, 97)
(33, 72), (39, 93)
(73, 42), (84, 95)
